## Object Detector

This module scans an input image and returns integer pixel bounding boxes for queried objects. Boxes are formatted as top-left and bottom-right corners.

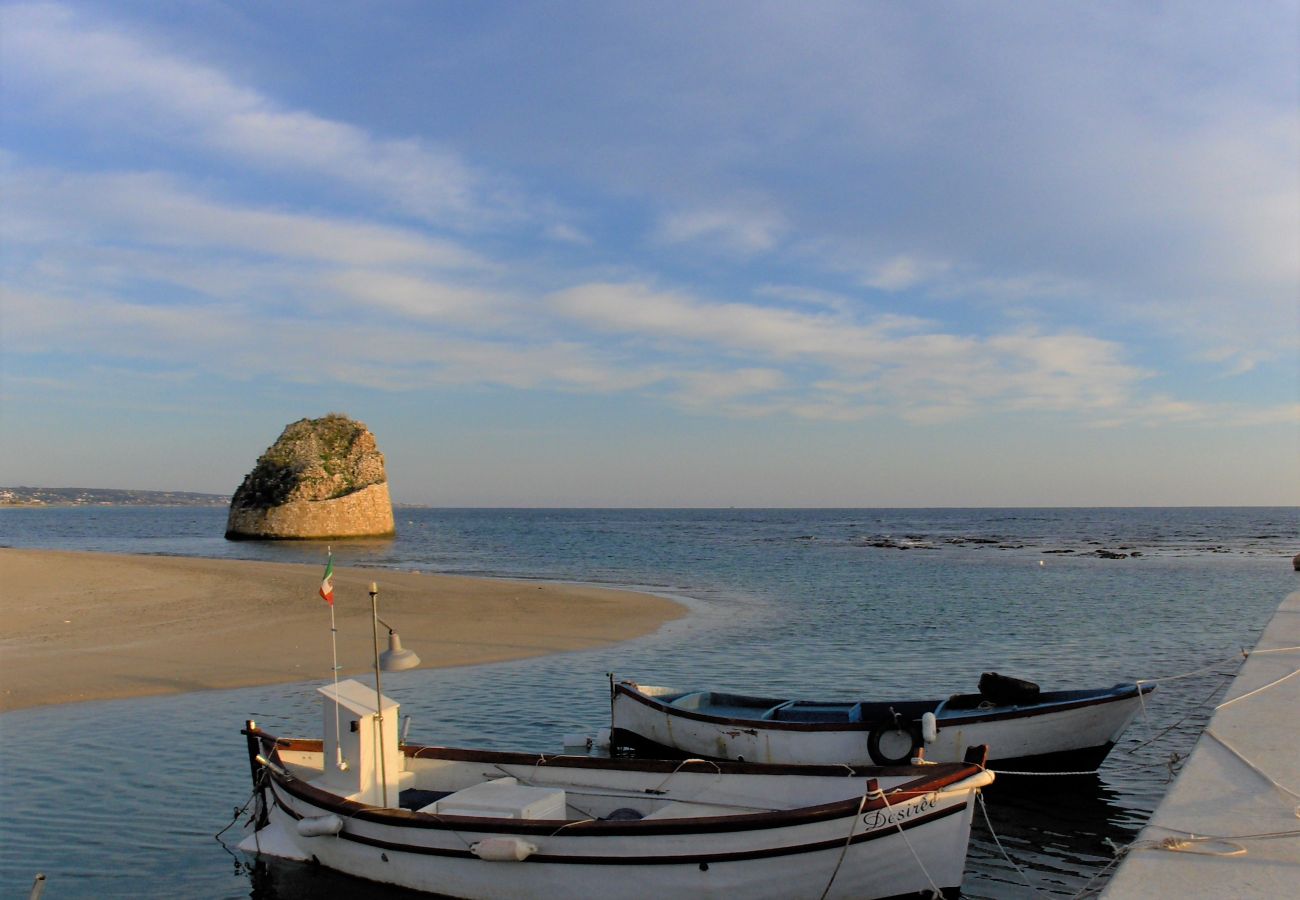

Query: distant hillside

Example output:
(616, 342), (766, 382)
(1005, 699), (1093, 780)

(0, 487), (229, 507)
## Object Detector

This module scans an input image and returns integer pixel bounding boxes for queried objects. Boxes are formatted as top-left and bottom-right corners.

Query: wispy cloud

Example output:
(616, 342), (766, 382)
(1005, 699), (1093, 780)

(653, 205), (786, 255)
(548, 281), (1162, 423)
(2, 168), (481, 269)
(862, 256), (952, 292)
(1, 0), (1293, 508)
(1, 2), (520, 229)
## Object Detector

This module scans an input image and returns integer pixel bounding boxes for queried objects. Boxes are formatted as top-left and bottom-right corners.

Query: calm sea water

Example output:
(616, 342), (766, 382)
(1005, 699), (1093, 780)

(1, 506), (1296, 898)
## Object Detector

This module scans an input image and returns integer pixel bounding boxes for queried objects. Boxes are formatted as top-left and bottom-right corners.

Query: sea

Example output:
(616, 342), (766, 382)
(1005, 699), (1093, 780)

(0, 506), (1296, 899)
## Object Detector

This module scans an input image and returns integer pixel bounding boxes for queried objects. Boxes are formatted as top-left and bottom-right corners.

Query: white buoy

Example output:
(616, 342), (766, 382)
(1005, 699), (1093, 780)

(472, 838), (538, 861)
(297, 814), (344, 837)
(921, 712), (938, 743)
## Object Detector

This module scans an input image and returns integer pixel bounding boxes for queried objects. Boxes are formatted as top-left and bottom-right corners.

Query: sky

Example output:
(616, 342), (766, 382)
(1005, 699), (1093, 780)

(1, 1), (1297, 507)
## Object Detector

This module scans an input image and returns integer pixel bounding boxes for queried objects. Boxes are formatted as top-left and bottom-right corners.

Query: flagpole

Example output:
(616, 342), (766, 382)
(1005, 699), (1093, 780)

(324, 548), (345, 771)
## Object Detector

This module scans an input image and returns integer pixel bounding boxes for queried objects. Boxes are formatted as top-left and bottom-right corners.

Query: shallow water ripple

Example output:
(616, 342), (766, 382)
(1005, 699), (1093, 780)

(0, 507), (1294, 897)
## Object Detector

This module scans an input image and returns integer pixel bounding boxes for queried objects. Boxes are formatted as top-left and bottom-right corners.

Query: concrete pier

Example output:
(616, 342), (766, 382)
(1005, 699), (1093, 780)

(1103, 590), (1300, 897)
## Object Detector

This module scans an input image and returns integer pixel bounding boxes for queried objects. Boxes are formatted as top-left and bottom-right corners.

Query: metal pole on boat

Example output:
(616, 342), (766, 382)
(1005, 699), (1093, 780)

(370, 581), (390, 808)
(327, 546), (345, 772)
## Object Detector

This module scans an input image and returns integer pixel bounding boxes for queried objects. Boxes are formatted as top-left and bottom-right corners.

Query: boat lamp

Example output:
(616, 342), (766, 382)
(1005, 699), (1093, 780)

(376, 615), (420, 671)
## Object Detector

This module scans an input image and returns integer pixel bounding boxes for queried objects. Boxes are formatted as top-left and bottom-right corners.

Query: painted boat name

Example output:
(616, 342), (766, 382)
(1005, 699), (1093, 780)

(862, 792), (940, 830)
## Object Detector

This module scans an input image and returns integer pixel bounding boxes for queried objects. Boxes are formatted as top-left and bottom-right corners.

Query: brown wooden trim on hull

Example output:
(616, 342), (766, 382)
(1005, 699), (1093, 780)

(245, 727), (982, 786)
(612, 680), (1152, 730)
(266, 779), (971, 866)
(245, 728), (987, 839)
(265, 764), (975, 837)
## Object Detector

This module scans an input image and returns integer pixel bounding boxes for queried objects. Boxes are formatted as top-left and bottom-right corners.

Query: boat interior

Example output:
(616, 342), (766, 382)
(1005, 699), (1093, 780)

(652, 677), (1139, 723)
(663, 690), (939, 724)
(268, 742), (940, 824)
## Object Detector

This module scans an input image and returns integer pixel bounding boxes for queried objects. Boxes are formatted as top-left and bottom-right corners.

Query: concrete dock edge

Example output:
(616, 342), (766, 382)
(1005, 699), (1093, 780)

(1102, 590), (1300, 897)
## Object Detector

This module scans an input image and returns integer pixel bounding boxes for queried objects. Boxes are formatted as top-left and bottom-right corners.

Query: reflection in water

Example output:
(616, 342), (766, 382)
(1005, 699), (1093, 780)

(0, 507), (1290, 898)
(245, 856), (433, 899)
(967, 777), (1142, 898)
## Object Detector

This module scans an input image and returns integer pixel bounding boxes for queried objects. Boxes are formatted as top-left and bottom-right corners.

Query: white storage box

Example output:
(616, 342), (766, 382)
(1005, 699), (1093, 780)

(423, 777), (567, 821)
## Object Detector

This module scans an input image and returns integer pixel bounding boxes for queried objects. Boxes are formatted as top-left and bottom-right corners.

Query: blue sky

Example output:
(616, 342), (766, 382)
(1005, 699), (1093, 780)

(1, 1), (1296, 506)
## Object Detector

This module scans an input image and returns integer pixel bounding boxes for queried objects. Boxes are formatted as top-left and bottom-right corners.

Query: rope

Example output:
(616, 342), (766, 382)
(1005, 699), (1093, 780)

(1060, 826), (1300, 898)
(647, 757), (723, 794)
(1214, 666), (1300, 710)
(1145, 826), (1300, 847)
(817, 784), (875, 900)
(1134, 650), (1246, 686)
(976, 791), (1048, 899)
(1071, 641), (1300, 895)
(214, 780), (261, 843)
(977, 643), (1297, 898)
(873, 789), (946, 899)
(1202, 728), (1300, 816)
(989, 768), (1115, 778)
(1123, 674), (1234, 758)
(214, 772), (268, 870)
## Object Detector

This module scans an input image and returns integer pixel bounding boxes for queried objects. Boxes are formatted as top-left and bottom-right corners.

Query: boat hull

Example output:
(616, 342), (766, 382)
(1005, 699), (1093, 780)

(610, 680), (1152, 771)
(239, 734), (992, 900)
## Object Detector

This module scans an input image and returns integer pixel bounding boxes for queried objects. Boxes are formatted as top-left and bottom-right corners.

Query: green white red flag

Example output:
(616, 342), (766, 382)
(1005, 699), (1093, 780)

(319, 555), (335, 605)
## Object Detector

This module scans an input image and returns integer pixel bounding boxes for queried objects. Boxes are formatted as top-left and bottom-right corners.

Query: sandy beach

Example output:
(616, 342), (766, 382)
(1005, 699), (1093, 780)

(0, 548), (686, 712)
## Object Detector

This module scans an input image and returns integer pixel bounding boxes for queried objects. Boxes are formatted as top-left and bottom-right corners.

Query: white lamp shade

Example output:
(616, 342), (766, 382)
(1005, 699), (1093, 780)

(380, 631), (420, 671)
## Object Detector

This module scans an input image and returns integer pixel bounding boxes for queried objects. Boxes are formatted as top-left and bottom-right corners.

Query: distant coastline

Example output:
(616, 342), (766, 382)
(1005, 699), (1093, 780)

(0, 486), (229, 507)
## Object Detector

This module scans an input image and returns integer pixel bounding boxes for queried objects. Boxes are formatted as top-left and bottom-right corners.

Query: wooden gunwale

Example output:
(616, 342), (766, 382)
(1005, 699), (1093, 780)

(250, 730), (975, 782)
(246, 727), (986, 838)
(263, 779), (972, 864)
(614, 681), (1152, 731)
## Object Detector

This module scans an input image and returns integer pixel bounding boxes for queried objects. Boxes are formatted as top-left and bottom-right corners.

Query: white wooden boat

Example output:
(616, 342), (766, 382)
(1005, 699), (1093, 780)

(610, 673), (1153, 772)
(239, 678), (994, 899)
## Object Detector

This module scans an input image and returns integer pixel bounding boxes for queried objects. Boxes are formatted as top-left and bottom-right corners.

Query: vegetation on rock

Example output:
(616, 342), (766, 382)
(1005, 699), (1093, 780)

(230, 414), (388, 509)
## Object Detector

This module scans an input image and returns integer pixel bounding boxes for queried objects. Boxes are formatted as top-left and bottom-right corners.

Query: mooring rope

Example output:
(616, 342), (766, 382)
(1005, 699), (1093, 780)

(817, 783), (876, 900)
(818, 783), (946, 900)
(873, 788), (946, 899)
(973, 642), (1299, 898)
(1125, 675), (1232, 758)
(976, 790), (1049, 899)
(1213, 665), (1300, 711)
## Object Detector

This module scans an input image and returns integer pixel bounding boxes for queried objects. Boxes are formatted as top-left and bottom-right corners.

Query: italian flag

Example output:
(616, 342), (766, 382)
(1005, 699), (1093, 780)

(319, 556), (335, 605)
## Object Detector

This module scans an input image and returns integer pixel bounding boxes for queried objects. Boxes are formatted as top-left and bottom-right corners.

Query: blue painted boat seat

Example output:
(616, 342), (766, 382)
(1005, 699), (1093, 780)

(759, 701), (794, 720)
(763, 701), (857, 723)
(669, 691), (710, 711)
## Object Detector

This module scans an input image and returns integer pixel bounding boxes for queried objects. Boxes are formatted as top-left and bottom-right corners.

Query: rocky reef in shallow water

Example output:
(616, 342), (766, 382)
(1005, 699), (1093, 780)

(225, 414), (395, 540)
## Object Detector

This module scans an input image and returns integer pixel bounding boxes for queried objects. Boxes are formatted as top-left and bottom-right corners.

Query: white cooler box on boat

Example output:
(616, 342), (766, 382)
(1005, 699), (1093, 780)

(422, 777), (567, 820)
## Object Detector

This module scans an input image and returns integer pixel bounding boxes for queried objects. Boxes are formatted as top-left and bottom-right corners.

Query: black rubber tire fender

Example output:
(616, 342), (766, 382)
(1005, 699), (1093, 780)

(866, 719), (922, 766)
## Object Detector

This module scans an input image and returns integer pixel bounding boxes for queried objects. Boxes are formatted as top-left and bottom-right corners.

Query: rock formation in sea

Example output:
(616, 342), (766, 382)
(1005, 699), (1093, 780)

(225, 414), (395, 540)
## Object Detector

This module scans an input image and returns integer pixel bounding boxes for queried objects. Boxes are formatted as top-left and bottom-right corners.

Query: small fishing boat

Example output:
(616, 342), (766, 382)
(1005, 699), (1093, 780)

(610, 673), (1154, 772)
(239, 678), (994, 899)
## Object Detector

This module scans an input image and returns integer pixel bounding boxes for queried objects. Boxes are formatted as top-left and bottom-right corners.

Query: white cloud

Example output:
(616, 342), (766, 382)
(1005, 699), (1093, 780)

(1, 167), (481, 270)
(544, 223), (593, 245)
(549, 280), (1164, 423)
(654, 206), (786, 255)
(0, 3), (510, 228)
(863, 256), (952, 292)
(323, 271), (508, 326)
(669, 367), (787, 408)
(551, 282), (911, 367)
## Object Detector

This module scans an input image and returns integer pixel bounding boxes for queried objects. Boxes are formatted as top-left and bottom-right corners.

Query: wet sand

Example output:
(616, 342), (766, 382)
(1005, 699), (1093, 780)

(0, 548), (686, 712)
